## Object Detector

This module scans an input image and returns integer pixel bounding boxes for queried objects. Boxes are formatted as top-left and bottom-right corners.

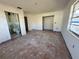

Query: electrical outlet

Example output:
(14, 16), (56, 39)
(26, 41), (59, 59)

(72, 45), (75, 48)
(54, 22), (56, 24)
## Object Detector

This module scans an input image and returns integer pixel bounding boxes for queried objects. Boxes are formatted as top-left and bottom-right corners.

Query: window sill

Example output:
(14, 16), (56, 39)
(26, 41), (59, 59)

(67, 29), (79, 40)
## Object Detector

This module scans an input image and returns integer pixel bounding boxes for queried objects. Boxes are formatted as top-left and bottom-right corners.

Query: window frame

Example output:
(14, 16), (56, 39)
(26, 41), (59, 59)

(67, 0), (79, 37)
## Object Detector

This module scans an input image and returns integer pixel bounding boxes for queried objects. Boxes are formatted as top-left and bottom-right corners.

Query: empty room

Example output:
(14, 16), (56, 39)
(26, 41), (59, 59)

(0, 0), (79, 59)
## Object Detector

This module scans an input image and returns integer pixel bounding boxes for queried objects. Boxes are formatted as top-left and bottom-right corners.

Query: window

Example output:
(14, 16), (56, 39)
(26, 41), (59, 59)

(68, 1), (79, 36)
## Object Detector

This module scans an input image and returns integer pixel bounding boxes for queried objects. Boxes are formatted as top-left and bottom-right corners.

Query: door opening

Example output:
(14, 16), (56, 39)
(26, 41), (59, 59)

(24, 17), (29, 33)
(5, 11), (21, 39)
(43, 15), (54, 31)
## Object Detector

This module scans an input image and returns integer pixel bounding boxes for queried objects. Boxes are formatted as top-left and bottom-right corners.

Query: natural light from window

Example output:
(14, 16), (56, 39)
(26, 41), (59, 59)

(69, 1), (79, 36)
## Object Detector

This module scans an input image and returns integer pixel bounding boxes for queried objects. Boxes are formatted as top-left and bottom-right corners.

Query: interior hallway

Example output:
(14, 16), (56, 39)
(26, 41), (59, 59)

(0, 31), (71, 59)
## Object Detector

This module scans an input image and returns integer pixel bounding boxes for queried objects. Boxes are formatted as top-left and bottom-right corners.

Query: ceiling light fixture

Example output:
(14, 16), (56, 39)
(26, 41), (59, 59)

(35, 2), (38, 5)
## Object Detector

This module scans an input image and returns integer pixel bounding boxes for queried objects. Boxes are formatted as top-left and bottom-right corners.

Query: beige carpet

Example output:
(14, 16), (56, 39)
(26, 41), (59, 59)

(0, 31), (71, 59)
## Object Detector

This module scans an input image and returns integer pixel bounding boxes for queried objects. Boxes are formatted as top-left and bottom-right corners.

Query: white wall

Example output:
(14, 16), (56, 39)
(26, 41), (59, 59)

(25, 14), (43, 30)
(61, 0), (79, 59)
(25, 10), (64, 31)
(0, 3), (26, 43)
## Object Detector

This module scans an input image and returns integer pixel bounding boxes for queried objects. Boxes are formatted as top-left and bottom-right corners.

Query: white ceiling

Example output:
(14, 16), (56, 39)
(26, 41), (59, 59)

(0, 0), (70, 13)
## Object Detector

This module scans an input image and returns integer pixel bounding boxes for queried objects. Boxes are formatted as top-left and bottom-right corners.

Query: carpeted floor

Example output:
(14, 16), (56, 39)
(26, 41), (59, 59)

(0, 31), (71, 59)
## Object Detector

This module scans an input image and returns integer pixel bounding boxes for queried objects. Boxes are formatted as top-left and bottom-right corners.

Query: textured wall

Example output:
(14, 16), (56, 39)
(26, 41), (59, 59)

(61, 0), (79, 59)
(25, 10), (64, 32)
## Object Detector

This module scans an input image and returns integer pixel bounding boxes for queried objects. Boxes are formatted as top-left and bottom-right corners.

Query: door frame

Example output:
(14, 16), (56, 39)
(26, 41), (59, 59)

(42, 15), (54, 31)
(24, 16), (29, 33)
(5, 11), (22, 39)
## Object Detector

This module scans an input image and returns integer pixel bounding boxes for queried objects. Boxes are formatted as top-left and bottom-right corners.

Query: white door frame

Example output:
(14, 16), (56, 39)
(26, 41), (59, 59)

(42, 15), (54, 31)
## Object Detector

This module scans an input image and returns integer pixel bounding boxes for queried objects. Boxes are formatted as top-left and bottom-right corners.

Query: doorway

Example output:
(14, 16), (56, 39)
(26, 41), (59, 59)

(43, 15), (54, 31)
(5, 11), (21, 39)
(24, 17), (29, 33)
